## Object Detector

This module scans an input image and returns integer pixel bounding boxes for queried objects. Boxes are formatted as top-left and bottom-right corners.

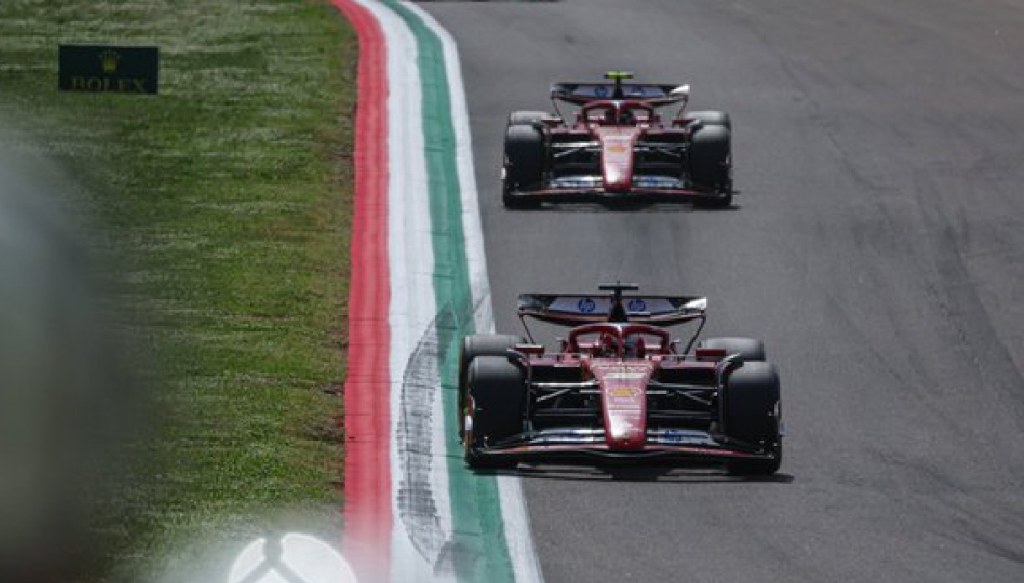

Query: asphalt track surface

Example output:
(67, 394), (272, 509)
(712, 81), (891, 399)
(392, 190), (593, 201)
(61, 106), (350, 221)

(421, 1), (1024, 581)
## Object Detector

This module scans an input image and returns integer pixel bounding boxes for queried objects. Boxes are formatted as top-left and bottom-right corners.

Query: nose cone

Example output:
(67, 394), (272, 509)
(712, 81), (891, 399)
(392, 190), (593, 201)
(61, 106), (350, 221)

(596, 128), (639, 193)
(590, 362), (653, 450)
(605, 401), (646, 450)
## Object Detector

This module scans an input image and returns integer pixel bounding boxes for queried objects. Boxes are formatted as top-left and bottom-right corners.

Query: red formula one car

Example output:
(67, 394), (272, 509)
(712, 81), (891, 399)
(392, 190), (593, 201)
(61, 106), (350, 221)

(501, 71), (734, 208)
(458, 284), (781, 475)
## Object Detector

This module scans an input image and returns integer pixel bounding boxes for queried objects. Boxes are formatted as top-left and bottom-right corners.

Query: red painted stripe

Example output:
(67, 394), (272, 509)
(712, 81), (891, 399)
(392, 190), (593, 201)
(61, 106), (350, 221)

(332, 1), (390, 581)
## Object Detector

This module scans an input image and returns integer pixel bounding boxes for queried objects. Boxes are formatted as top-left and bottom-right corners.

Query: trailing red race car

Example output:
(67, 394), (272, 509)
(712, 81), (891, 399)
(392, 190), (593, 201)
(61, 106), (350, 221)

(458, 283), (781, 475)
(502, 71), (734, 208)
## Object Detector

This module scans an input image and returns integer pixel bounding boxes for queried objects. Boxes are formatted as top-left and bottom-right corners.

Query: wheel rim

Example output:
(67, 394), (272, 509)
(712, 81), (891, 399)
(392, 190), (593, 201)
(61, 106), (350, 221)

(463, 395), (476, 459)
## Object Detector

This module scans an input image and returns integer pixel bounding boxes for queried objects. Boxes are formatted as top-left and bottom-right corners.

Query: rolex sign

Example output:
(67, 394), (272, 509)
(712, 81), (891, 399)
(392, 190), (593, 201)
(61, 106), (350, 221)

(58, 45), (159, 95)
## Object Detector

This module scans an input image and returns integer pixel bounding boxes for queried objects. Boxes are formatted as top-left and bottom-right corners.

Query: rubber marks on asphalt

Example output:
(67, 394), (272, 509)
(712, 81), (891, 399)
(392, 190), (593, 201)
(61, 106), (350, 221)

(396, 315), (448, 569)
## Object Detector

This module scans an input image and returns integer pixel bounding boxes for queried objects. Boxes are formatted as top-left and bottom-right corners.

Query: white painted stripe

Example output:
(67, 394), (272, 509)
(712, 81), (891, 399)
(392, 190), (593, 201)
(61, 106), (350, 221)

(403, 2), (493, 335)
(351, 2), (542, 581)
(352, 2), (454, 582)
(406, 5), (544, 583)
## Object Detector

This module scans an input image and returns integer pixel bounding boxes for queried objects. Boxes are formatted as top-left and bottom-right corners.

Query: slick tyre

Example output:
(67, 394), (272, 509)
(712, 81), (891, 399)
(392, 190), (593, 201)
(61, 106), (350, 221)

(503, 124), (545, 208)
(688, 124), (732, 207)
(698, 337), (766, 362)
(464, 356), (526, 470)
(685, 110), (732, 130)
(722, 361), (782, 476)
(508, 110), (551, 126)
(458, 334), (525, 438)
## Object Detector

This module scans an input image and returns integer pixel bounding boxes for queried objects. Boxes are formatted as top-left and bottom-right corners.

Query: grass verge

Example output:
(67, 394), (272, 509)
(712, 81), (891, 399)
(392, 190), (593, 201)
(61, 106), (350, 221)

(0, 1), (355, 579)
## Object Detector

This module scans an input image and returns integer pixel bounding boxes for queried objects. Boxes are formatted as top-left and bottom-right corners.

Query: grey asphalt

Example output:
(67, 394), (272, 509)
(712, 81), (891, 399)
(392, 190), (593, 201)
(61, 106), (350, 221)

(422, 1), (1024, 581)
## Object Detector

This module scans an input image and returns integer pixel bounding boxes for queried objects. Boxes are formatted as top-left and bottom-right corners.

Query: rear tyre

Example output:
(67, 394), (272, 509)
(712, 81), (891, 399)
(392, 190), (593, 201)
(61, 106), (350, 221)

(508, 110), (551, 126)
(698, 337), (766, 362)
(685, 110), (732, 130)
(722, 361), (782, 476)
(688, 124), (732, 207)
(458, 334), (525, 439)
(503, 124), (545, 209)
(464, 356), (526, 469)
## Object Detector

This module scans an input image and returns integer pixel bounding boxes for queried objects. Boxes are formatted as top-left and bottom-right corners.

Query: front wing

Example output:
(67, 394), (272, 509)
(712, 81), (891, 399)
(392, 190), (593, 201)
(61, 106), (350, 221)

(507, 176), (731, 204)
(469, 427), (778, 465)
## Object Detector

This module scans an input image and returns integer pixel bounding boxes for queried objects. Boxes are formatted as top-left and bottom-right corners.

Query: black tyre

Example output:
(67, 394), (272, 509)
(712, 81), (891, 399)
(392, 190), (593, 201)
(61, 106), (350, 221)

(698, 337), (766, 362)
(685, 110), (731, 130)
(688, 124), (732, 207)
(721, 361), (781, 475)
(459, 334), (525, 394)
(503, 124), (545, 208)
(508, 110), (551, 126)
(465, 356), (526, 469)
(458, 334), (525, 438)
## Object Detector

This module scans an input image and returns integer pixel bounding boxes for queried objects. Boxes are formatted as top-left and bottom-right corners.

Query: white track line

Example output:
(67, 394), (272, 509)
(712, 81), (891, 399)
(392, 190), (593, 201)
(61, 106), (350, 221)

(406, 4), (544, 583)
(352, 1), (452, 582)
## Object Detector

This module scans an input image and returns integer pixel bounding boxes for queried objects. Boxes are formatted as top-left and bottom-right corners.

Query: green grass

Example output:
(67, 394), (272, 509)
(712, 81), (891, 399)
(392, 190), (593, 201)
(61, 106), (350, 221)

(0, 1), (355, 579)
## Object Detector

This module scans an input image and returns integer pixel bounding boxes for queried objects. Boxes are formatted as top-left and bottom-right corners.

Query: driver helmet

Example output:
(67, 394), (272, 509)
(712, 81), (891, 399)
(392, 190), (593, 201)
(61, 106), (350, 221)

(598, 332), (620, 357)
(623, 334), (646, 358)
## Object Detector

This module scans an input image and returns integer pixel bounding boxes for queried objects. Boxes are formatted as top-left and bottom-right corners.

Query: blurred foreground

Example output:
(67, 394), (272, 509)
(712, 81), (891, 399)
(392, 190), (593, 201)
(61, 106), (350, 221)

(0, 146), (144, 581)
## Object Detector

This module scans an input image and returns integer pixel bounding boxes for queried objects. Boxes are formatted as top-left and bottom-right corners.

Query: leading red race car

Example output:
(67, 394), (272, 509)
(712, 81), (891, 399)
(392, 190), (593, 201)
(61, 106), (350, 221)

(458, 284), (781, 475)
(501, 71), (734, 208)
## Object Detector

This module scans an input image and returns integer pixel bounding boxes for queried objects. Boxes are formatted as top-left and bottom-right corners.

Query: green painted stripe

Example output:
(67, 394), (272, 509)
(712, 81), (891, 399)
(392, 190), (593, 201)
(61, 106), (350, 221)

(381, 2), (515, 582)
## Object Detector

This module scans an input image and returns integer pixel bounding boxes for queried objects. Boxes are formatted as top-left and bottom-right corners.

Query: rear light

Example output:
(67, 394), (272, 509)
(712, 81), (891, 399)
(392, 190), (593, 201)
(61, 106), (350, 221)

(695, 347), (726, 361)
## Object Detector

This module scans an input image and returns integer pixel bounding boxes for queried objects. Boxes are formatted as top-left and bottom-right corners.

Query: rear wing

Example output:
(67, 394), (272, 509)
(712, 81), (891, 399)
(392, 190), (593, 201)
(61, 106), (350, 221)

(550, 82), (690, 106)
(517, 293), (707, 327)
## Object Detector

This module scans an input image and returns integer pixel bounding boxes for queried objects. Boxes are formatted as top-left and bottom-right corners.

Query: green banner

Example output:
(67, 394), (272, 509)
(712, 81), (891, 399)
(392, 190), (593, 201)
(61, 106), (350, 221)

(58, 45), (159, 95)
